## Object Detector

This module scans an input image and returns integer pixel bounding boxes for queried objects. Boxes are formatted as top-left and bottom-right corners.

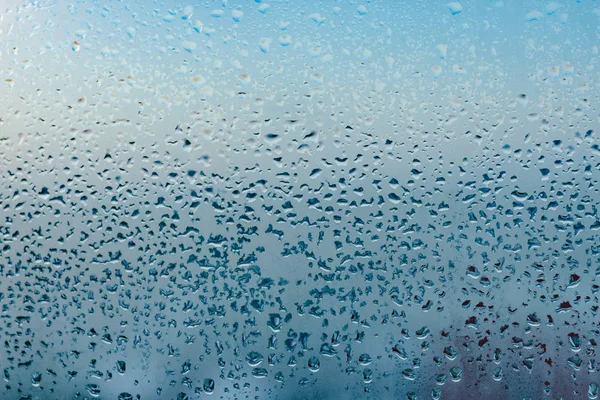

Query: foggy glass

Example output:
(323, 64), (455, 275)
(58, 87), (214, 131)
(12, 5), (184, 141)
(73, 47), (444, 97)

(0, 1), (599, 399)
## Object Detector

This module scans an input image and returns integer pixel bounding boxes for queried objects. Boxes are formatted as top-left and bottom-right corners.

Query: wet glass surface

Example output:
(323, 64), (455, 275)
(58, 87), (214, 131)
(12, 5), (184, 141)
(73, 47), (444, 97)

(0, 1), (599, 399)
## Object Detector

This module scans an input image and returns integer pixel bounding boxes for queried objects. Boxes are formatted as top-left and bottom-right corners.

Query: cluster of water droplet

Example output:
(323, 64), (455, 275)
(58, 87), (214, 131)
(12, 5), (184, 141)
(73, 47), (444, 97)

(0, 1), (599, 399)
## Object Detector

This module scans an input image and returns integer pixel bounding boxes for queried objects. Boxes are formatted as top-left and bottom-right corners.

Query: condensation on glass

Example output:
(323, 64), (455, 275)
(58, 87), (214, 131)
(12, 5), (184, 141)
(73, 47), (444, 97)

(0, 1), (599, 399)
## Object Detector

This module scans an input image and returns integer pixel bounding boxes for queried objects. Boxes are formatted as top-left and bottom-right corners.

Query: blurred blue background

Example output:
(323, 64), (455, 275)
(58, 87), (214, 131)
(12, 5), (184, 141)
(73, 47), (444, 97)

(0, 1), (599, 399)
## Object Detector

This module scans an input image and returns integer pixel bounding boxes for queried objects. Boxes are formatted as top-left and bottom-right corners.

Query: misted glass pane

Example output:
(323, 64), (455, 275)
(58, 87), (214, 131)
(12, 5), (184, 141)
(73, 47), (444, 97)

(1, 1), (599, 399)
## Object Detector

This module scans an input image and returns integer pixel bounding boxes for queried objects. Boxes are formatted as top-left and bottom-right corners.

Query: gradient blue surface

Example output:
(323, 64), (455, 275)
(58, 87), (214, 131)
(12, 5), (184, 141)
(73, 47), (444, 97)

(1, 1), (599, 399)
